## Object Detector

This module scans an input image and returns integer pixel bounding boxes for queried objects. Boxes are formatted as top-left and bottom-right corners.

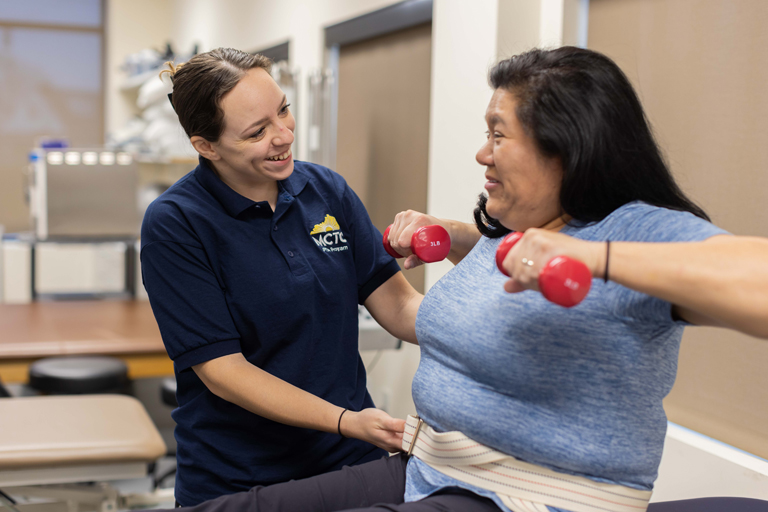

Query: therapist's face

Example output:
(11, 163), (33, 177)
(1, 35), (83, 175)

(475, 88), (563, 232)
(194, 67), (295, 191)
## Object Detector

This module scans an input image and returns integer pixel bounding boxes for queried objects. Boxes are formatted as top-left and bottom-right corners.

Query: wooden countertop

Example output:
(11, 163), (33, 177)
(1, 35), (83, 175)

(0, 300), (164, 359)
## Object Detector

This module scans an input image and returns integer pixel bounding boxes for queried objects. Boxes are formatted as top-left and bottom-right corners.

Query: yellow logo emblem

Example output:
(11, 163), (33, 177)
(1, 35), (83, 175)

(310, 215), (341, 235)
(310, 214), (349, 253)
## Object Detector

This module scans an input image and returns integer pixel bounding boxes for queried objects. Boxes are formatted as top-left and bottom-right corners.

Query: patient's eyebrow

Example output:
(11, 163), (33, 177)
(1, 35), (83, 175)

(487, 114), (506, 127)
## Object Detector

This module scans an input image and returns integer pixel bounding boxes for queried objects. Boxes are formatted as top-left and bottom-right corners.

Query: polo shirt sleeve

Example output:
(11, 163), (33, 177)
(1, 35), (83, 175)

(601, 204), (730, 325)
(340, 183), (402, 304)
(141, 239), (241, 371)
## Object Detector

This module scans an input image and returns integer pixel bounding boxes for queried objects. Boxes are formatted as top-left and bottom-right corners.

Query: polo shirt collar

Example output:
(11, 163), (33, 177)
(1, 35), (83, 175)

(281, 166), (309, 197)
(194, 156), (310, 218)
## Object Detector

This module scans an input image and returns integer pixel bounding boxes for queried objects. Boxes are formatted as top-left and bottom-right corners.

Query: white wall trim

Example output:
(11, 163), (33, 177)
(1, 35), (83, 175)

(652, 422), (768, 502)
(666, 422), (768, 476)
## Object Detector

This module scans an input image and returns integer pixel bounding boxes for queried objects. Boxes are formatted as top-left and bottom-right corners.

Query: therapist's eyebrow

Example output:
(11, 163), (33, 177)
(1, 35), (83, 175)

(241, 95), (288, 137)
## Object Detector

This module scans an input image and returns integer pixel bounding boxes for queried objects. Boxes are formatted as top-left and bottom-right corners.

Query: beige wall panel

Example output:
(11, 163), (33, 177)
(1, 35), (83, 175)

(336, 24), (432, 293)
(589, 0), (768, 458)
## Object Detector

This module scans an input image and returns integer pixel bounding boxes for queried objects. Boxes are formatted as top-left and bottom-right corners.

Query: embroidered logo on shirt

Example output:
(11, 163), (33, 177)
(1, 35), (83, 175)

(310, 215), (349, 253)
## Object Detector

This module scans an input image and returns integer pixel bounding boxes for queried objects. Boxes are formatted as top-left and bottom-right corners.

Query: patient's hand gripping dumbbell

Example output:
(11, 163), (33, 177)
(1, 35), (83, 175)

(383, 224), (451, 263)
(495, 232), (592, 308)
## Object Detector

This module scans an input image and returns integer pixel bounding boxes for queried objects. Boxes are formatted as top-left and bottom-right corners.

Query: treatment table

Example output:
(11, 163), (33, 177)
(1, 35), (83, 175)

(0, 394), (168, 511)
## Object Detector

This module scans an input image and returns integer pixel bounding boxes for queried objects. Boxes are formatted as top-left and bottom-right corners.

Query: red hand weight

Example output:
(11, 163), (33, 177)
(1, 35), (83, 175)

(383, 224), (451, 263)
(495, 232), (523, 274)
(382, 225), (403, 259)
(495, 232), (592, 308)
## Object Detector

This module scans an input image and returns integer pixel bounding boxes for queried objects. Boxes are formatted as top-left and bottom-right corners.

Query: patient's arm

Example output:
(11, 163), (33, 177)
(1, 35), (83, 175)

(386, 210), (481, 269)
(193, 353), (405, 452)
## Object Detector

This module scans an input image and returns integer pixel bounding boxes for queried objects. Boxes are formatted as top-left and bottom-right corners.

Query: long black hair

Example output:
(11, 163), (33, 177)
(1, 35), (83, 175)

(474, 46), (709, 238)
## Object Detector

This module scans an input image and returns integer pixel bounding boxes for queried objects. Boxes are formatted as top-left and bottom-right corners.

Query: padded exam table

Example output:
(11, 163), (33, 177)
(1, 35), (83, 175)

(0, 394), (168, 511)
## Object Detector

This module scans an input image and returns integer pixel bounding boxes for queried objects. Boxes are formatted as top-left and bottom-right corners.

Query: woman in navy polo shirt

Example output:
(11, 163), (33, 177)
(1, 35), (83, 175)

(140, 48), (424, 506)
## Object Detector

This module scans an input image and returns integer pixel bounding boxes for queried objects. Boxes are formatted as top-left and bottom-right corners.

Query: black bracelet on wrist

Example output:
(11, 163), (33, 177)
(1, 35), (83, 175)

(604, 240), (611, 283)
(338, 408), (348, 438)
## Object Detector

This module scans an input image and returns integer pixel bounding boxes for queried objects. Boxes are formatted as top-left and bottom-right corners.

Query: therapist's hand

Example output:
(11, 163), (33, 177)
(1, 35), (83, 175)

(387, 210), (443, 269)
(341, 408), (406, 453)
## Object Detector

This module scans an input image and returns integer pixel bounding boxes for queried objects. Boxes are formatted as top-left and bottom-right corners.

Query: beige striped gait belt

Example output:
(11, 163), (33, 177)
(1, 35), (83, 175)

(402, 415), (651, 512)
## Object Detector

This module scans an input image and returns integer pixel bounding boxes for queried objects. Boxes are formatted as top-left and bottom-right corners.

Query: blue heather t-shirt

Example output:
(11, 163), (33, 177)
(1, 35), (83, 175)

(405, 202), (728, 512)
(141, 158), (399, 506)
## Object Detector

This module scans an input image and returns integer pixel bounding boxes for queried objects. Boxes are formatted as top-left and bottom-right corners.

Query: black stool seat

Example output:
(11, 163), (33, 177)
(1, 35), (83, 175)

(29, 356), (129, 394)
(0, 375), (11, 398)
(160, 377), (177, 407)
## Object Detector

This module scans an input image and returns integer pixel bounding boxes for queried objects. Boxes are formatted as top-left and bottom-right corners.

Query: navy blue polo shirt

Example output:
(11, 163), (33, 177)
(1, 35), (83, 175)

(140, 157), (400, 506)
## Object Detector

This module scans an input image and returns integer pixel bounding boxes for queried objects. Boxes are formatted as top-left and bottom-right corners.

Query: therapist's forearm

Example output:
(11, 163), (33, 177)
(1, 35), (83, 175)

(194, 353), (342, 432)
(194, 353), (405, 453)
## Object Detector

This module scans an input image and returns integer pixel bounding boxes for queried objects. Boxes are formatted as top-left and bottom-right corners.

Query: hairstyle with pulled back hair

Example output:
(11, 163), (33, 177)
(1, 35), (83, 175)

(161, 47), (272, 144)
(474, 46), (709, 238)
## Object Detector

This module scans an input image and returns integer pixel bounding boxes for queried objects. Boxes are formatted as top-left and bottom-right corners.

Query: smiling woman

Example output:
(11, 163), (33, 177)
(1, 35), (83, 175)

(141, 48), (423, 506)
(476, 89), (564, 234)
(190, 67), (295, 208)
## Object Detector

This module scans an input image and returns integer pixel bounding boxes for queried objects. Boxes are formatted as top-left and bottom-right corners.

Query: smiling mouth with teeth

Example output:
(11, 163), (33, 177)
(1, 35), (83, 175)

(267, 149), (292, 161)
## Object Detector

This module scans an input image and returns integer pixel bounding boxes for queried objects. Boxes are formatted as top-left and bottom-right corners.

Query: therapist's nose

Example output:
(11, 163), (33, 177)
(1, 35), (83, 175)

(476, 139), (493, 167)
(273, 118), (295, 147)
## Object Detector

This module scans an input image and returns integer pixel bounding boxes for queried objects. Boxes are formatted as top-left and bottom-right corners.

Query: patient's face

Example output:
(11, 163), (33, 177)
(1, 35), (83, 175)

(475, 88), (563, 232)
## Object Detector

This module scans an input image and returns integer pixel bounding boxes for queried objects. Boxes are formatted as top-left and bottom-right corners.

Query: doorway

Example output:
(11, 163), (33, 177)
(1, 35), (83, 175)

(335, 22), (432, 293)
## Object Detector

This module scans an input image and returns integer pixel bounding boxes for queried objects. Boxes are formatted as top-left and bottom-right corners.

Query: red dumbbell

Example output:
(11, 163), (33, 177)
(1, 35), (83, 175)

(495, 232), (592, 308)
(383, 224), (451, 263)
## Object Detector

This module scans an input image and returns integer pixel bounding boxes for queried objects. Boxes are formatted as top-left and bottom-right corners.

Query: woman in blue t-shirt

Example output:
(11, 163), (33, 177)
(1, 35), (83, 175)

(156, 47), (768, 512)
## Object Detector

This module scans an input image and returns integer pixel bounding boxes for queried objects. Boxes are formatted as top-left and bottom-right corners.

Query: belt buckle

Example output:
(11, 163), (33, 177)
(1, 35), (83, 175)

(406, 417), (424, 457)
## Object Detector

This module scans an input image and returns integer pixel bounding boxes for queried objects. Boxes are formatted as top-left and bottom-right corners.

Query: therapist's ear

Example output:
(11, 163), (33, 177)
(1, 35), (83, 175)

(190, 136), (221, 161)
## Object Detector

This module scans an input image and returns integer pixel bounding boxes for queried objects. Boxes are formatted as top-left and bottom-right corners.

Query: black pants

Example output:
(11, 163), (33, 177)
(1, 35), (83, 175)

(162, 455), (768, 512)
(165, 454), (501, 512)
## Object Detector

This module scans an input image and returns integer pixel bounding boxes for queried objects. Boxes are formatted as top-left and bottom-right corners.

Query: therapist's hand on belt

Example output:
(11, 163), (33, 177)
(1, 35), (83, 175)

(340, 408), (406, 453)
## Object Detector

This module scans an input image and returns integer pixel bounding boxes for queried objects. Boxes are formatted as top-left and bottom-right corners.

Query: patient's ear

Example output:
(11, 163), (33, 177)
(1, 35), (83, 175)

(190, 136), (221, 161)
